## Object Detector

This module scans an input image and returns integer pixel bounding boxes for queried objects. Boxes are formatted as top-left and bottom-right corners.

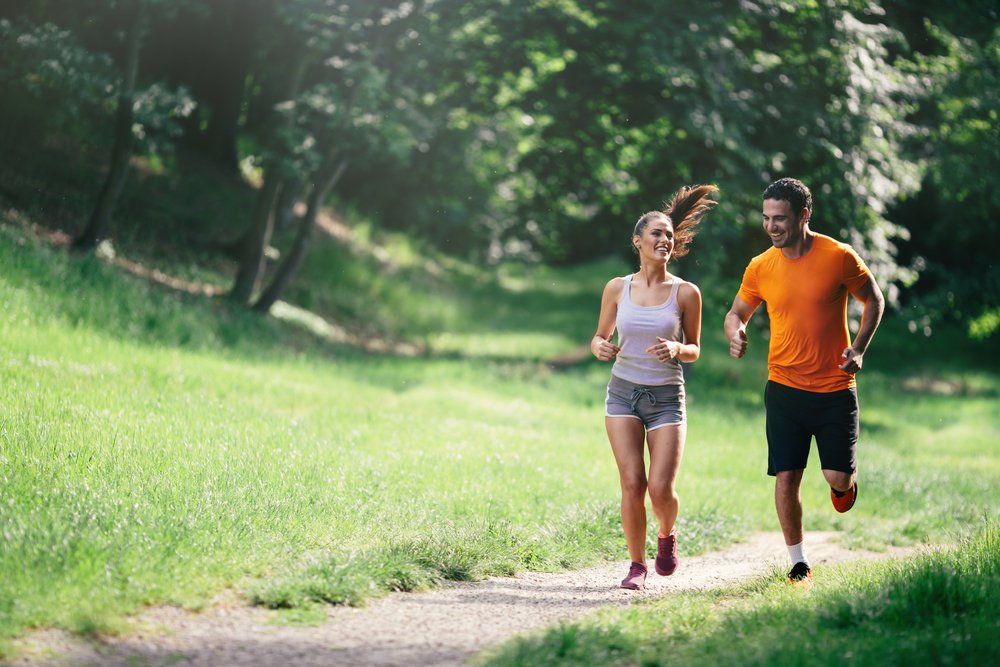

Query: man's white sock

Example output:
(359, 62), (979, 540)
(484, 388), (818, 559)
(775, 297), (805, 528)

(787, 541), (809, 566)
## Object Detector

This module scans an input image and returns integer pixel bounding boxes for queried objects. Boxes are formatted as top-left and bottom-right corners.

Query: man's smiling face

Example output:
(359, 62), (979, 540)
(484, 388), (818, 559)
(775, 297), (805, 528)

(762, 198), (806, 249)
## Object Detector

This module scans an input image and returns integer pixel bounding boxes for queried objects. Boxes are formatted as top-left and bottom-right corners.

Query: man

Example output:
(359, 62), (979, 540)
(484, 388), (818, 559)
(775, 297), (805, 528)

(724, 177), (885, 588)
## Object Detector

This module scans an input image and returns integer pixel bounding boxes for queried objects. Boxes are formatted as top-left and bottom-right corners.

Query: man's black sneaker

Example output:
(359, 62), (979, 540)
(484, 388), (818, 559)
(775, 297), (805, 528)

(787, 561), (813, 589)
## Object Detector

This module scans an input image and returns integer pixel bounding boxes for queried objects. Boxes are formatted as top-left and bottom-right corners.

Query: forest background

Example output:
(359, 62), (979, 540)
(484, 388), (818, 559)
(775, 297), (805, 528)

(0, 0), (997, 335)
(1, 1), (999, 661)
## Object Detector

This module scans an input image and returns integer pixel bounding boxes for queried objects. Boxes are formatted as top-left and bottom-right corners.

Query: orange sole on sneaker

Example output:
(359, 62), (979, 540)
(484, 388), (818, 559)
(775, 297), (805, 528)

(788, 576), (814, 590)
(831, 481), (857, 513)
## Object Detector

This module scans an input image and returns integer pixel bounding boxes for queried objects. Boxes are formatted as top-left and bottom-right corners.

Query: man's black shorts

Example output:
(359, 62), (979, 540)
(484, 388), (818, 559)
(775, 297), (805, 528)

(764, 380), (858, 476)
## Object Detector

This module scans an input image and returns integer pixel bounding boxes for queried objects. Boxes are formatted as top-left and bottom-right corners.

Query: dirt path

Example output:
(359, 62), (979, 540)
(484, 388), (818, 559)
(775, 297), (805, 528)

(8, 532), (916, 667)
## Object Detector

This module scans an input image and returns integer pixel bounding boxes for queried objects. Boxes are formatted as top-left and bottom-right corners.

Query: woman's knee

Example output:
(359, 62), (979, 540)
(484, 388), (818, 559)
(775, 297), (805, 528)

(619, 476), (647, 502)
(647, 480), (677, 506)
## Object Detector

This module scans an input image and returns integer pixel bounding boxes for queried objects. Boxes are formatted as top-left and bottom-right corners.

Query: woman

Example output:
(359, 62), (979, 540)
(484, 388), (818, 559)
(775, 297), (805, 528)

(591, 184), (718, 590)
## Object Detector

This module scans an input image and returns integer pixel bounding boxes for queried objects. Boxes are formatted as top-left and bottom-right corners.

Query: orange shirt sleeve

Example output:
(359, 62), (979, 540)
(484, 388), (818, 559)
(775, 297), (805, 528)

(737, 258), (763, 309)
(842, 247), (872, 297)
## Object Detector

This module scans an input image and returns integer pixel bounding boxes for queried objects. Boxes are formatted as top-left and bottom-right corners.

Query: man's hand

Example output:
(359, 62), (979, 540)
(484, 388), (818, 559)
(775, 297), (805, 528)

(838, 346), (863, 374)
(729, 328), (748, 359)
(724, 299), (755, 361)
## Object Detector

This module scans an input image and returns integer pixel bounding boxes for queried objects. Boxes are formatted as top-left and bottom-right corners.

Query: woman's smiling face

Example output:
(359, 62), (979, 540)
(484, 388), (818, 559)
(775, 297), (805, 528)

(635, 216), (674, 261)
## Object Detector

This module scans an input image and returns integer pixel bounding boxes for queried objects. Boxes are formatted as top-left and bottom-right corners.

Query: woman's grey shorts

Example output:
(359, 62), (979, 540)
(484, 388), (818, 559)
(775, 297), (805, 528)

(605, 374), (686, 430)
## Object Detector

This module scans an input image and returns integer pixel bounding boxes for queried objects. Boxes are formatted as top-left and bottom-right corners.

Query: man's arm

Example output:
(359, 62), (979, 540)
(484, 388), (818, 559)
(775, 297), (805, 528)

(839, 276), (885, 373)
(724, 295), (758, 359)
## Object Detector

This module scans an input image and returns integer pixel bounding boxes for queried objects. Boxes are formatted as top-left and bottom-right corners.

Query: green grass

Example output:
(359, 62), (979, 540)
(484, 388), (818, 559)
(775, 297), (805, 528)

(0, 222), (630, 648)
(476, 522), (1000, 667)
(1, 188), (998, 661)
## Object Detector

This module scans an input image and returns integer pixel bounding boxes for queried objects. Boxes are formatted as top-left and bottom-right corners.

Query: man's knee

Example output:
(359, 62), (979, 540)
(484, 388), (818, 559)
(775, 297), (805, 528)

(775, 469), (804, 487)
(822, 469), (855, 491)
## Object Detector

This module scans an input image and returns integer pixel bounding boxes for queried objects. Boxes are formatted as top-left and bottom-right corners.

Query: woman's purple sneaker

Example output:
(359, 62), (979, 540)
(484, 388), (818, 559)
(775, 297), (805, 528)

(620, 561), (647, 590)
(655, 528), (678, 576)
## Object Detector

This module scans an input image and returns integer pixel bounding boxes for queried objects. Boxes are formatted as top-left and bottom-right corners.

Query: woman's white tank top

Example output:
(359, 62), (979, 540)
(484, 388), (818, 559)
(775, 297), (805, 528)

(611, 273), (685, 386)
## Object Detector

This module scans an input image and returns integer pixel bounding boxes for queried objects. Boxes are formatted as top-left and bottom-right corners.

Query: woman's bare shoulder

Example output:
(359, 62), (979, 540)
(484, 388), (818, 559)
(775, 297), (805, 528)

(676, 279), (702, 302)
(603, 275), (628, 293)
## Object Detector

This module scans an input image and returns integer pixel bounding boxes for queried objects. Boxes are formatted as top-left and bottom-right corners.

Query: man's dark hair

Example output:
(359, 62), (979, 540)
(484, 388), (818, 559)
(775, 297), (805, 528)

(763, 177), (812, 215)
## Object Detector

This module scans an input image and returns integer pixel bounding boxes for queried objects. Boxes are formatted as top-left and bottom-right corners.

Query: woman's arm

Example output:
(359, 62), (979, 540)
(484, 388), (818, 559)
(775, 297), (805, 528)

(591, 277), (623, 361)
(648, 281), (701, 363)
(676, 281), (702, 362)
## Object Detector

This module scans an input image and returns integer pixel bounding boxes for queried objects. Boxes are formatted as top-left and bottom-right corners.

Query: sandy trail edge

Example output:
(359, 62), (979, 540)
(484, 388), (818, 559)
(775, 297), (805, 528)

(8, 531), (917, 667)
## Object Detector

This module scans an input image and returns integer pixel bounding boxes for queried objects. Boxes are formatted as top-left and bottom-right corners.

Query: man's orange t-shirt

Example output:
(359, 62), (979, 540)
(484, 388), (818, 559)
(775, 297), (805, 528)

(737, 234), (873, 393)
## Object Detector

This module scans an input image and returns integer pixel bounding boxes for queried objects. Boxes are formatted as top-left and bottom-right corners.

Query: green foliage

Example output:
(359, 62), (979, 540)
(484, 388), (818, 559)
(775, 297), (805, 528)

(0, 11), (194, 160)
(129, 81), (196, 155)
(0, 17), (116, 146)
(969, 307), (1000, 340)
(253, 2), (437, 178)
(435, 0), (924, 288)
(4, 0), (998, 327)
(891, 19), (1000, 335)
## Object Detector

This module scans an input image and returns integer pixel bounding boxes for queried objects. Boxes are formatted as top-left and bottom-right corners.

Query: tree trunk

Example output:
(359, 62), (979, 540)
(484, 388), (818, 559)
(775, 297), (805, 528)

(275, 175), (306, 231)
(227, 49), (308, 302)
(253, 154), (348, 314)
(228, 174), (282, 303)
(200, 0), (261, 169)
(72, 2), (143, 253)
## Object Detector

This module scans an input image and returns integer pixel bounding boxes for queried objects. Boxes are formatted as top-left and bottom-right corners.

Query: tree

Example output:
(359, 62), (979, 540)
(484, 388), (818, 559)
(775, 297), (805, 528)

(72, 0), (145, 253)
(29, 0), (198, 254)
(1, 2), (195, 253)
(143, 0), (267, 171)
(889, 9), (1000, 337)
(8, 0), (996, 335)
(231, 0), (436, 311)
(228, 45), (308, 304)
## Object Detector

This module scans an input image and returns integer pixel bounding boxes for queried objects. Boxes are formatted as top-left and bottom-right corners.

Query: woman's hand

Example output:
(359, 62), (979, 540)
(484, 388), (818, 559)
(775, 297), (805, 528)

(646, 336), (681, 362)
(592, 336), (621, 362)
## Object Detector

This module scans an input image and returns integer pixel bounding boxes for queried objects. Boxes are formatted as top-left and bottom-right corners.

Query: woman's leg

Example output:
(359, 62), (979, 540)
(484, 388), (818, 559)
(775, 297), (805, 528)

(646, 423), (685, 537)
(606, 416), (649, 564)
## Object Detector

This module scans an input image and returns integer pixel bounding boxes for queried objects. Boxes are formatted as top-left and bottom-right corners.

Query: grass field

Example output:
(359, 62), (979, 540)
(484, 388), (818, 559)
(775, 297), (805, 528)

(1, 203), (998, 662)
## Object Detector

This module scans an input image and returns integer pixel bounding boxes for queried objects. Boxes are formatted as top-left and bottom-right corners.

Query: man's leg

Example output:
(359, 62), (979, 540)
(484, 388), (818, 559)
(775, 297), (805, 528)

(775, 469), (805, 546)
(776, 468), (813, 586)
(817, 387), (860, 512)
(765, 382), (813, 585)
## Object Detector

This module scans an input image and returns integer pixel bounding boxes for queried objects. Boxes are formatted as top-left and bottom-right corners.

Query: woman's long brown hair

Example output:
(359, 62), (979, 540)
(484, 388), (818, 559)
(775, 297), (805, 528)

(664, 184), (718, 259)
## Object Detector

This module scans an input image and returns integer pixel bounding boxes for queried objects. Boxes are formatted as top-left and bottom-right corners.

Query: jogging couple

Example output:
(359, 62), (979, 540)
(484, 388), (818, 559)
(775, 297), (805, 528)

(590, 177), (885, 590)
